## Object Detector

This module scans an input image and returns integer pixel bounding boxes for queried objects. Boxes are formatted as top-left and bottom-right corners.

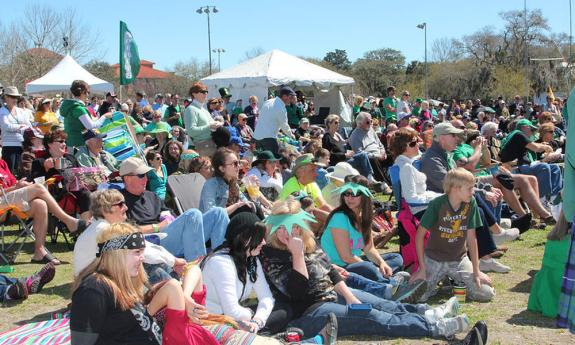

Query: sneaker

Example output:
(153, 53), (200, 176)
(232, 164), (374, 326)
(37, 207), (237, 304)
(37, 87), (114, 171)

(492, 228), (520, 245)
(424, 296), (460, 324)
(319, 313), (338, 345)
(500, 218), (512, 229)
(5, 280), (28, 301)
(391, 279), (427, 303)
(436, 314), (469, 339)
(26, 263), (56, 294)
(512, 213), (532, 234)
(462, 320), (488, 345)
(480, 257), (511, 273)
(392, 271), (411, 286)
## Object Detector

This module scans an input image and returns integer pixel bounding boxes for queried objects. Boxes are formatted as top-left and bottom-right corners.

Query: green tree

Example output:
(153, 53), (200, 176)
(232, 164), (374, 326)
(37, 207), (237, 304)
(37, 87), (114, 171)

(323, 49), (351, 70)
(351, 48), (405, 96)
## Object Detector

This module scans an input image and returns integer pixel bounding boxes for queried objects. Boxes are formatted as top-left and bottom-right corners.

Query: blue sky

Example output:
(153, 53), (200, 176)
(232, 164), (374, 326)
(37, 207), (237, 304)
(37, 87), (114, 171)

(4, 0), (574, 71)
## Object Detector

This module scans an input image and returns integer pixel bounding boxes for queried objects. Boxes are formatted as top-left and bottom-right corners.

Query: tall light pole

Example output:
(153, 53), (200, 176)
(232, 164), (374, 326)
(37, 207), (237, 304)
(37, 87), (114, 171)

(212, 48), (225, 72)
(417, 22), (428, 99)
(524, 0), (529, 103)
(197, 5), (218, 75)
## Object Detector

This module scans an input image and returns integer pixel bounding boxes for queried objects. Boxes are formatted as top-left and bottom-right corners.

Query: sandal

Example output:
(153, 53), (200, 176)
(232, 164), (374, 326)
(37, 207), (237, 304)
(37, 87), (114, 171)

(31, 253), (61, 265)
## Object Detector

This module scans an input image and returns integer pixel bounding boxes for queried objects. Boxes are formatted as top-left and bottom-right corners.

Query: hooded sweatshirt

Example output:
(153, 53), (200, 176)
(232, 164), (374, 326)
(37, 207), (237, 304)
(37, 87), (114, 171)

(60, 99), (89, 147)
(394, 154), (442, 214)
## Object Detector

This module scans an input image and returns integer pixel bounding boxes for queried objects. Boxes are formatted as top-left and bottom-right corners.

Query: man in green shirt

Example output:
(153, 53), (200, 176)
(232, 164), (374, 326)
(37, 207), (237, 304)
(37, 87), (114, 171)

(383, 86), (398, 124)
(286, 94), (304, 128)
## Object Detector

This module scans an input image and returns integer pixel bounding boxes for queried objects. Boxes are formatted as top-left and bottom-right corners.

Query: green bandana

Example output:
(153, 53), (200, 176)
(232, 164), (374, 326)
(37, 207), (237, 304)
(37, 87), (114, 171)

(332, 182), (373, 197)
(264, 210), (317, 236)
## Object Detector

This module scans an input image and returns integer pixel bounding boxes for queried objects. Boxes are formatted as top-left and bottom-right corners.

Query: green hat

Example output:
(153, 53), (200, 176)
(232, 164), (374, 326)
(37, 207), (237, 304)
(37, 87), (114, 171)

(218, 87), (232, 98)
(145, 122), (172, 138)
(253, 150), (280, 166)
(293, 153), (325, 175)
(415, 98), (423, 103)
(516, 118), (537, 130)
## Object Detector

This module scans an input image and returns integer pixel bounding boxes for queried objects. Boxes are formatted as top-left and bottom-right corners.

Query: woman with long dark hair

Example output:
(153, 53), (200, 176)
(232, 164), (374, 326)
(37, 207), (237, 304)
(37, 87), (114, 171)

(200, 148), (255, 217)
(320, 175), (403, 282)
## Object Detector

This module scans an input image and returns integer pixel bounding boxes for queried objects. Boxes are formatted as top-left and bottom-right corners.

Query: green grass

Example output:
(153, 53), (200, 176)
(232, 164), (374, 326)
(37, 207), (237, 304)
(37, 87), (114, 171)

(0, 223), (573, 344)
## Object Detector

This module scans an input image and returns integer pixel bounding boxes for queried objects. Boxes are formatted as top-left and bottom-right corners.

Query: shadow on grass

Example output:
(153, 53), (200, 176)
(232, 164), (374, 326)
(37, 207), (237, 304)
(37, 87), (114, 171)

(509, 270), (537, 293)
(44, 282), (72, 299)
(507, 309), (559, 328)
(15, 308), (68, 326)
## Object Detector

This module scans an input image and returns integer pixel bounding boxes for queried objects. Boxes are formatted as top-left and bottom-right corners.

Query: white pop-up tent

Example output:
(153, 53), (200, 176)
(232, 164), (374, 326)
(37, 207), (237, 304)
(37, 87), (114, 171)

(26, 55), (114, 95)
(201, 49), (355, 123)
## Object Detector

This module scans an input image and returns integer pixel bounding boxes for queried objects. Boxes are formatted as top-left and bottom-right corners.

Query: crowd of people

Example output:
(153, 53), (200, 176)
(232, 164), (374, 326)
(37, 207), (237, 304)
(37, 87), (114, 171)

(0, 78), (573, 344)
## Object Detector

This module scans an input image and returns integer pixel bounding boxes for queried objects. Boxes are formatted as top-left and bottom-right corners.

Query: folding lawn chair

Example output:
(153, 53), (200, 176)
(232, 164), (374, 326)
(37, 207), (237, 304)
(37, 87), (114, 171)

(0, 186), (35, 270)
(167, 173), (206, 215)
(389, 161), (430, 272)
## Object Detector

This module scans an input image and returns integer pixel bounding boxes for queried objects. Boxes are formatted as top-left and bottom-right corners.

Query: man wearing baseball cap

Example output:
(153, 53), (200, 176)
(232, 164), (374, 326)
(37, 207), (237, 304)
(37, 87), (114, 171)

(75, 130), (118, 176)
(500, 118), (562, 201)
(118, 157), (229, 262)
(252, 85), (296, 155)
(278, 153), (332, 212)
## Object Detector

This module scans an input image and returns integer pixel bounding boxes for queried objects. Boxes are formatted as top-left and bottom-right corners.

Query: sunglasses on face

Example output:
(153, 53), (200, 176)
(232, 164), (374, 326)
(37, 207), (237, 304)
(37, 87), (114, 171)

(342, 191), (360, 198)
(154, 156), (162, 161)
(54, 140), (66, 144)
(408, 140), (419, 147)
(112, 201), (126, 208)
(128, 173), (147, 179)
(199, 90), (209, 94)
(225, 160), (240, 167)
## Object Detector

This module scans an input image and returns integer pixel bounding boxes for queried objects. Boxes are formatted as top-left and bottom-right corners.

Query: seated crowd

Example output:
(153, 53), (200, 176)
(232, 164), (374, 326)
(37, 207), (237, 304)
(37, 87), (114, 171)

(1, 80), (572, 344)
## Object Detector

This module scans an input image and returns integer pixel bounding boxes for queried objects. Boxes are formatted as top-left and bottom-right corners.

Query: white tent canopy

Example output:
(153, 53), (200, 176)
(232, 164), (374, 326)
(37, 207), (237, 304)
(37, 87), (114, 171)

(201, 49), (355, 123)
(26, 55), (114, 95)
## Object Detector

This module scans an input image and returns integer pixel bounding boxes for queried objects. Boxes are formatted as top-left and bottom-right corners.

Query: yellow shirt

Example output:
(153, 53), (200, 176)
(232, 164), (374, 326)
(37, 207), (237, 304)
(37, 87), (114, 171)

(279, 176), (323, 208)
(34, 111), (59, 134)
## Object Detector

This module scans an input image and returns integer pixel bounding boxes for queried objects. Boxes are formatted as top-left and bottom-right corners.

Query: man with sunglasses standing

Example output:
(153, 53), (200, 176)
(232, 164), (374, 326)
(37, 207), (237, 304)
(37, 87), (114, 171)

(349, 112), (393, 194)
(119, 157), (229, 262)
(184, 82), (222, 157)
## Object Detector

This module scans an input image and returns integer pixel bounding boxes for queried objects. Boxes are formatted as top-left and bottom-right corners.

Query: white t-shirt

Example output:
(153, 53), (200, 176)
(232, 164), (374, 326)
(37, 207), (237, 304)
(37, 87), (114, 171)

(253, 97), (292, 140)
(0, 106), (32, 147)
(202, 253), (274, 323)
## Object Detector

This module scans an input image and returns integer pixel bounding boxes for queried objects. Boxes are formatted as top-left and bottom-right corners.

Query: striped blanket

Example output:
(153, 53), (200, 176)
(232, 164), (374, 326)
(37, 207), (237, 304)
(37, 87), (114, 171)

(0, 319), (70, 345)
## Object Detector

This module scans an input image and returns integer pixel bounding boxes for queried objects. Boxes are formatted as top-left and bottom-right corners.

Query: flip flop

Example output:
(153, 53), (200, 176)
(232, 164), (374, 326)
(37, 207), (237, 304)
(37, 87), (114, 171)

(31, 253), (61, 265)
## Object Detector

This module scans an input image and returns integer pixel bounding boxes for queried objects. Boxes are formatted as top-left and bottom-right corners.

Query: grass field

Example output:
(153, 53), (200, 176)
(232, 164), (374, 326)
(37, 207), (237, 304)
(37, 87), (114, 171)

(0, 223), (573, 344)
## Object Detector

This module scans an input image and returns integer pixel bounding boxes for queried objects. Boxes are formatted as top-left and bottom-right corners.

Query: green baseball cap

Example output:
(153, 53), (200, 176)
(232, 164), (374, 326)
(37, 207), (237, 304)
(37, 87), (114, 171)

(516, 118), (537, 130)
(293, 153), (325, 174)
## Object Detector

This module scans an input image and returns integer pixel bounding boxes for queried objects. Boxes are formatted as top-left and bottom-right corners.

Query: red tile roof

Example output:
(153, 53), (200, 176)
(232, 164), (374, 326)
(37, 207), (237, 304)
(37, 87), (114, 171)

(112, 59), (172, 79)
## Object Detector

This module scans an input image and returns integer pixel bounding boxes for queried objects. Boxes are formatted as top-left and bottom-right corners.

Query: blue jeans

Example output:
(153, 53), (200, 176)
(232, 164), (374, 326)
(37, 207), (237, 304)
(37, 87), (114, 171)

(0, 275), (17, 302)
(345, 253), (403, 282)
(143, 263), (179, 285)
(289, 288), (433, 338)
(347, 152), (374, 179)
(345, 272), (395, 299)
(160, 207), (229, 261)
(474, 192), (502, 226)
(517, 163), (563, 198)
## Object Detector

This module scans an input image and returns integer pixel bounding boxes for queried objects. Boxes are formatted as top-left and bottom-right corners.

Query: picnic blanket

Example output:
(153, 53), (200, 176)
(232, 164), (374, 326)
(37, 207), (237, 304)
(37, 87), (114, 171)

(0, 319), (70, 345)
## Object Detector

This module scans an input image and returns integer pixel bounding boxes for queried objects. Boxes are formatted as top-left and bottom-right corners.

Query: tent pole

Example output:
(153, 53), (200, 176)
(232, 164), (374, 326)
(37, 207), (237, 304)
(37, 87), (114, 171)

(119, 85), (122, 102)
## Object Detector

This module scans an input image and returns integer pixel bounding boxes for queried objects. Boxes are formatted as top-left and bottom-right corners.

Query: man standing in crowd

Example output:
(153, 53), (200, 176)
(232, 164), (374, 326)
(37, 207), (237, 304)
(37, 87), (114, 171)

(164, 94), (182, 127)
(383, 86), (398, 125)
(219, 87), (235, 116)
(136, 91), (148, 108)
(253, 86), (296, 155)
(287, 94), (304, 128)
(152, 94), (164, 112)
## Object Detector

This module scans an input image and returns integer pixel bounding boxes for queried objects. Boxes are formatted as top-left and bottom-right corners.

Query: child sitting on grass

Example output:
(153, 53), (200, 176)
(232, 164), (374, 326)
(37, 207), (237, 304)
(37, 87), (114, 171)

(410, 168), (495, 302)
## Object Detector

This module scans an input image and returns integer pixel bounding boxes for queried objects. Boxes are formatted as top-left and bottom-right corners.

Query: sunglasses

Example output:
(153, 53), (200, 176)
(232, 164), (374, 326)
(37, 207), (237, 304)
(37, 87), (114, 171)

(225, 160), (240, 167)
(112, 201), (126, 208)
(54, 140), (66, 143)
(332, 121), (339, 125)
(154, 156), (162, 161)
(342, 191), (360, 198)
(199, 90), (209, 94)
(127, 173), (147, 179)
(408, 140), (419, 147)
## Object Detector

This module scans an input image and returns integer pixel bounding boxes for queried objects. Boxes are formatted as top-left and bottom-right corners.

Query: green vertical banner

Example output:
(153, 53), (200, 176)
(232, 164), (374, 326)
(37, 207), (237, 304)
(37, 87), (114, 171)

(119, 21), (140, 85)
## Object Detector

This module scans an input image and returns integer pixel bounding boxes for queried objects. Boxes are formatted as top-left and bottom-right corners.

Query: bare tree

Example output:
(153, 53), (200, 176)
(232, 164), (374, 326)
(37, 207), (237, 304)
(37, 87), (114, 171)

(56, 7), (104, 62)
(240, 47), (265, 62)
(431, 37), (464, 63)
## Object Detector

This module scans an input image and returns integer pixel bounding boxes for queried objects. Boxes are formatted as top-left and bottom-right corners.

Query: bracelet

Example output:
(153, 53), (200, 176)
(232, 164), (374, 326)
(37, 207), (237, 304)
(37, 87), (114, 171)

(152, 224), (159, 233)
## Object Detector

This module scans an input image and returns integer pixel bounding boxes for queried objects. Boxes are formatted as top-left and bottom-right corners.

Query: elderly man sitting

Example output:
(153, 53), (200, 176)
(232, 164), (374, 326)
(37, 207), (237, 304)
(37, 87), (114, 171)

(118, 157), (229, 261)
(499, 119), (563, 205)
(74, 130), (118, 177)
(349, 111), (393, 194)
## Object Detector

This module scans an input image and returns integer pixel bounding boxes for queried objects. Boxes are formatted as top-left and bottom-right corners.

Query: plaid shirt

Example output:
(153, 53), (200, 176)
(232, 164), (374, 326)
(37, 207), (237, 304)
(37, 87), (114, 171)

(557, 226), (575, 333)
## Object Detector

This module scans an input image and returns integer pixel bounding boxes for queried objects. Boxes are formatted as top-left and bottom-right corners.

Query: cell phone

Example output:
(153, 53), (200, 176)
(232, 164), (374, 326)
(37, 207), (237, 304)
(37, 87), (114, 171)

(347, 303), (372, 315)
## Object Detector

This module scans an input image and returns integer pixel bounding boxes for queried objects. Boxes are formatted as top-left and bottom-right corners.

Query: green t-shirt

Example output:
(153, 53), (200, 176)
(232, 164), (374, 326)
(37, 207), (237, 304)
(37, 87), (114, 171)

(320, 212), (364, 266)
(420, 194), (482, 262)
(452, 143), (489, 177)
(279, 176), (322, 208)
(383, 97), (398, 122)
(286, 104), (304, 127)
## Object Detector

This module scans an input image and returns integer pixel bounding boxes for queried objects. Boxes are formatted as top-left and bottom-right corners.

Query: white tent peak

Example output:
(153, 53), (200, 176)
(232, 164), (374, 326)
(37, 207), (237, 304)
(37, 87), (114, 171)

(203, 49), (354, 89)
(26, 55), (114, 95)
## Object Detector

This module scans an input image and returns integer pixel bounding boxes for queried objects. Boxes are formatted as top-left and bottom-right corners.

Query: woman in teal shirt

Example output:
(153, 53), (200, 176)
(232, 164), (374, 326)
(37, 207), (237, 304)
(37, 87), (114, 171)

(320, 175), (403, 282)
(145, 150), (168, 200)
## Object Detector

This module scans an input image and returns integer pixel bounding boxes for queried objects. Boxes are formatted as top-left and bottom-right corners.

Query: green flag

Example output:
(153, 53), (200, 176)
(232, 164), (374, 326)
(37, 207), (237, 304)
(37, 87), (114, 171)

(119, 21), (140, 85)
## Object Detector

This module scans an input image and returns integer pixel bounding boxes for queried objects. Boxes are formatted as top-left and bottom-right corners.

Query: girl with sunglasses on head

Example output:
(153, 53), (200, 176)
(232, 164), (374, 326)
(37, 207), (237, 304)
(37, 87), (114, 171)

(320, 176), (408, 284)
(145, 150), (168, 200)
(201, 148), (266, 218)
